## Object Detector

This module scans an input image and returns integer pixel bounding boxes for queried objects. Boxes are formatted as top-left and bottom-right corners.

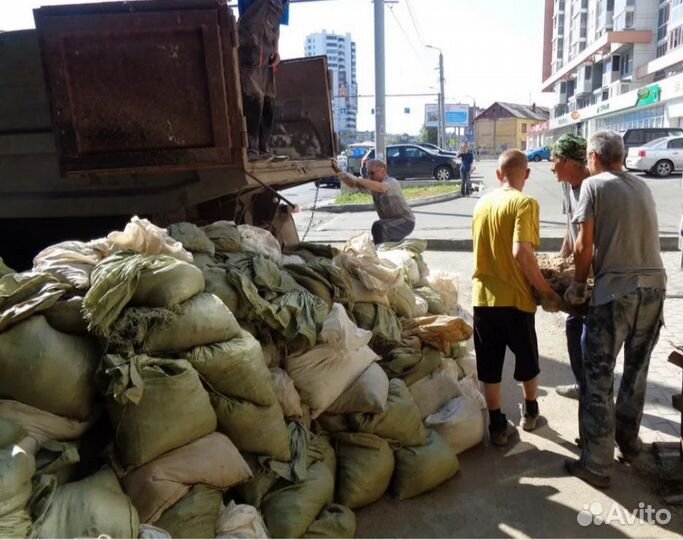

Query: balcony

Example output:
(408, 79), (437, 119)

(542, 30), (652, 90)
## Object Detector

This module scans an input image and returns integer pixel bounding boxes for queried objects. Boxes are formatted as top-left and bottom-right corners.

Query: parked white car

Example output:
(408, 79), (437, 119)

(625, 136), (683, 177)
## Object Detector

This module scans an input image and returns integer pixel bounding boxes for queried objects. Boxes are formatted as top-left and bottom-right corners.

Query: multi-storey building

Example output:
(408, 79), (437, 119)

(305, 31), (358, 139)
(542, 0), (683, 141)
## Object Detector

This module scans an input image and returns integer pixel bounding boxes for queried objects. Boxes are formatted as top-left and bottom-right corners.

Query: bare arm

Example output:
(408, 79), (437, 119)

(337, 172), (388, 193)
(513, 242), (553, 294)
(573, 220), (594, 283)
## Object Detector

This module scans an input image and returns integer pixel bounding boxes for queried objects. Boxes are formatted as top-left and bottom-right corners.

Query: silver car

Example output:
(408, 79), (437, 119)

(625, 136), (683, 177)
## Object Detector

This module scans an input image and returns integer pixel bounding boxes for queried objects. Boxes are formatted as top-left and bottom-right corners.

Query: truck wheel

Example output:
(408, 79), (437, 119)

(434, 166), (452, 181)
(653, 160), (673, 177)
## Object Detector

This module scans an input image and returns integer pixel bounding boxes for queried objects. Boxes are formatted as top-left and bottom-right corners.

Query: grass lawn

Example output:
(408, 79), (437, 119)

(334, 183), (460, 205)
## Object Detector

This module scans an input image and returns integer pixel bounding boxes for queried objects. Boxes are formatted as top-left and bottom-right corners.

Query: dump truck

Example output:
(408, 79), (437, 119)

(0, 0), (337, 268)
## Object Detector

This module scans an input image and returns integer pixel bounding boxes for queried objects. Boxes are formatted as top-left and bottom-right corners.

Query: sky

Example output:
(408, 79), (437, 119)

(2, 0), (554, 135)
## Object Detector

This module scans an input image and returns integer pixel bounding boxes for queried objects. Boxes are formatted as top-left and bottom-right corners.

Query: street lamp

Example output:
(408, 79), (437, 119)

(426, 45), (446, 150)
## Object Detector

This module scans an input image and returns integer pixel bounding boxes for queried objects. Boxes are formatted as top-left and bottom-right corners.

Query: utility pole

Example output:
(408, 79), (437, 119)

(374, 0), (386, 161)
(438, 50), (446, 150)
(427, 45), (446, 149)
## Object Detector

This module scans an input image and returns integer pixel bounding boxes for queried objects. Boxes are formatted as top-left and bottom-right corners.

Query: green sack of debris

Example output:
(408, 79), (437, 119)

(186, 330), (275, 406)
(84, 252), (204, 336)
(349, 379), (428, 447)
(380, 346), (443, 386)
(202, 221), (241, 253)
(304, 504), (356, 538)
(142, 293), (241, 354)
(167, 222), (215, 256)
(0, 445), (35, 538)
(0, 257), (14, 276)
(334, 433), (394, 509)
(43, 295), (89, 335)
(154, 485), (222, 539)
(99, 355), (217, 468)
(284, 264), (334, 308)
(32, 468), (140, 539)
(211, 392), (291, 462)
(0, 418), (26, 449)
(414, 286), (446, 315)
(387, 281), (418, 318)
(0, 315), (99, 420)
(0, 272), (70, 333)
(314, 414), (350, 434)
(392, 430), (460, 501)
(202, 267), (241, 315)
(234, 454), (280, 509)
(352, 303), (402, 346)
(307, 258), (353, 307)
(261, 458), (335, 538)
(35, 441), (80, 485)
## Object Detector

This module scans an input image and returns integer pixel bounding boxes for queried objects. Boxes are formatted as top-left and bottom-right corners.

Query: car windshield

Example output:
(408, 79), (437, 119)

(642, 137), (669, 148)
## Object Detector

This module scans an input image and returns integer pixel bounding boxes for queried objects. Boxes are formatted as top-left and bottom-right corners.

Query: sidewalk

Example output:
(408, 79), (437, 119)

(354, 249), (683, 538)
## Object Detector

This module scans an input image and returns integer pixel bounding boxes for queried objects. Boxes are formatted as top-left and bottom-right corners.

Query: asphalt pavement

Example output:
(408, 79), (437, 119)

(291, 160), (683, 247)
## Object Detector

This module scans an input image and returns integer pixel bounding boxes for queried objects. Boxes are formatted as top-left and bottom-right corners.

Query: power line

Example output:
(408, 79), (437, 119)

(387, 5), (422, 61)
(405, 0), (424, 47)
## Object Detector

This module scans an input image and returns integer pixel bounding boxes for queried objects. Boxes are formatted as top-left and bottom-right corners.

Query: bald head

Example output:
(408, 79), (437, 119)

(498, 149), (528, 177)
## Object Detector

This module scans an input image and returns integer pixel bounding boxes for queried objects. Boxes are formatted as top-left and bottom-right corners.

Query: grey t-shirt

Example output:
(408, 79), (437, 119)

(572, 170), (666, 305)
(561, 181), (581, 249)
(371, 177), (415, 222)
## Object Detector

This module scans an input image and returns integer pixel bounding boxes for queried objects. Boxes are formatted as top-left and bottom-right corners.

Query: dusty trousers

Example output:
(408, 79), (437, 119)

(578, 287), (664, 477)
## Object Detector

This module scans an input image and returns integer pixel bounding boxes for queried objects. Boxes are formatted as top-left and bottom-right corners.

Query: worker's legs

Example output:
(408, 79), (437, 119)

(371, 218), (415, 245)
(243, 92), (264, 160)
(615, 288), (664, 458)
(506, 309), (541, 429)
(473, 307), (511, 444)
(578, 295), (631, 478)
(259, 95), (276, 154)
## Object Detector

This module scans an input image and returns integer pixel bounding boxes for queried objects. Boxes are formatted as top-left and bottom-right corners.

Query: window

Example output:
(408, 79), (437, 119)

(403, 147), (426, 160)
(625, 12), (634, 28)
(387, 147), (401, 159)
(668, 138), (683, 148)
(521, 141), (527, 150)
(522, 123), (528, 133)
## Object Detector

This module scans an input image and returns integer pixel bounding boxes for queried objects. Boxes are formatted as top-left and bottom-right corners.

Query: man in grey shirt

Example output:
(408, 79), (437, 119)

(336, 159), (415, 244)
(564, 131), (666, 489)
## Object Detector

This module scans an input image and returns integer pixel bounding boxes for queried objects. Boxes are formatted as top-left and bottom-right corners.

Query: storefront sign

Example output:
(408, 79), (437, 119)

(635, 84), (661, 107)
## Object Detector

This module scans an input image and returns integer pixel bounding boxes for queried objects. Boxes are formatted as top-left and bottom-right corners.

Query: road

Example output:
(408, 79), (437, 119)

(292, 160), (683, 243)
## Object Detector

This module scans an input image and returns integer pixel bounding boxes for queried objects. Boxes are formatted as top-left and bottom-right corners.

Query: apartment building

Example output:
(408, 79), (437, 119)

(543, 0), (683, 141)
(305, 31), (358, 138)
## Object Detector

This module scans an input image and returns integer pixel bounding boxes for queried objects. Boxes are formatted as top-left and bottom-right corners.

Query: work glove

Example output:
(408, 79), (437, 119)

(564, 282), (588, 305)
(540, 290), (563, 313)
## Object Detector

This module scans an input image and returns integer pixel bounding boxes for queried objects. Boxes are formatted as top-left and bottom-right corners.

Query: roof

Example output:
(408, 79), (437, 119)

(476, 102), (550, 121)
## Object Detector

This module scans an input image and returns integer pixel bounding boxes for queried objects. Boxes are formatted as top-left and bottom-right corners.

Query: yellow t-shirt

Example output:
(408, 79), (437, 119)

(472, 187), (540, 313)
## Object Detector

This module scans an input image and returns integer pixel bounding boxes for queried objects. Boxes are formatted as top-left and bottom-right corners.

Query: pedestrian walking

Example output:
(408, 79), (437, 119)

(564, 131), (667, 488)
(472, 149), (562, 446)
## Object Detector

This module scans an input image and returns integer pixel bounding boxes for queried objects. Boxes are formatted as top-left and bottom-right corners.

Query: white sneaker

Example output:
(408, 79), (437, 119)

(556, 384), (580, 400)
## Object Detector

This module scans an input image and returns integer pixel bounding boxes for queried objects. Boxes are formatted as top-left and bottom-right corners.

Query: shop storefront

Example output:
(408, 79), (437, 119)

(548, 72), (683, 139)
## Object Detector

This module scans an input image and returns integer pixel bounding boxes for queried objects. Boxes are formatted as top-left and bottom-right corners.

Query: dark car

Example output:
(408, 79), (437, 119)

(417, 142), (458, 157)
(314, 176), (340, 188)
(361, 144), (461, 181)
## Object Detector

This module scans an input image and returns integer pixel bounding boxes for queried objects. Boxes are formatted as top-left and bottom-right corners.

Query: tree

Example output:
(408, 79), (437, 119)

(419, 125), (438, 145)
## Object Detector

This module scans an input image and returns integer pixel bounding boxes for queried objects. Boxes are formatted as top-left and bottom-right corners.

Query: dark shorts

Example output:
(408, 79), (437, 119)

(473, 306), (540, 384)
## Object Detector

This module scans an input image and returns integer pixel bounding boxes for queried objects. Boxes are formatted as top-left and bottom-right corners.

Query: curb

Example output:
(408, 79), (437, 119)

(304, 180), (484, 213)
(300, 236), (681, 252)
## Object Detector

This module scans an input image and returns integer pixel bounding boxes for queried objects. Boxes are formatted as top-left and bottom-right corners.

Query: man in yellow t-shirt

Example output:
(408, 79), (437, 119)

(472, 149), (561, 446)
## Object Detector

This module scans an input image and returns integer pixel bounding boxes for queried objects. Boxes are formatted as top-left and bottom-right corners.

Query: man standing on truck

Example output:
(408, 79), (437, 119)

(564, 131), (666, 488)
(472, 149), (562, 446)
(335, 159), (415, 244)
(237, 0), (289, 162)
(550, 134), (590, 401)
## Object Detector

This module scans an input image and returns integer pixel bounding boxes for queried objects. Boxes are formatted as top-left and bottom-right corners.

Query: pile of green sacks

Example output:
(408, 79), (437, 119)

(0, 219), (478, 539)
